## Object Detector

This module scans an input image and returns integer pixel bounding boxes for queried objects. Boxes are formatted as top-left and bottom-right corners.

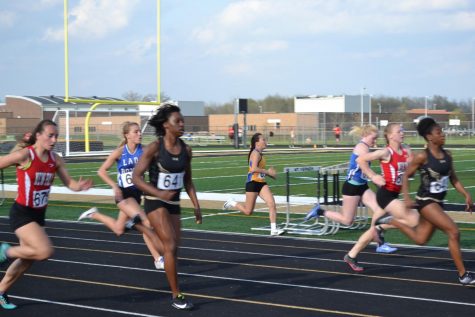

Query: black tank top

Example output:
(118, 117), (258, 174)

(148, 138), (188, 201)
(416, 148), (451, 202)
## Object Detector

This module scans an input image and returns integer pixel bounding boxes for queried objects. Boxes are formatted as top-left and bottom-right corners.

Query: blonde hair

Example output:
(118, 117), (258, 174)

(383, 123), (400, 145)
(349, 124), (378, 138)
(118, 121), (140, 147)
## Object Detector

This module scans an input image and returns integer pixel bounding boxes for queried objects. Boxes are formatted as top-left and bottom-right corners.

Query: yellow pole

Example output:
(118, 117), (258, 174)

(157, 0), (161, 103)
(85, 103), (100, 152)
(64, 0), (70, 102)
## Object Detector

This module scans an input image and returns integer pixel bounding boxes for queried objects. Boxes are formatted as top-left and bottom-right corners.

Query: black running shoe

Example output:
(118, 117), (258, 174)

(459, 271), (475, 285)
(124, 214), (142, 231)
(171, 293), (194, 310)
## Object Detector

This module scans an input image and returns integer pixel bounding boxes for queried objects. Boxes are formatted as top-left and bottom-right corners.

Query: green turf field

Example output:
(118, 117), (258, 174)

(2, 148), (474, 205)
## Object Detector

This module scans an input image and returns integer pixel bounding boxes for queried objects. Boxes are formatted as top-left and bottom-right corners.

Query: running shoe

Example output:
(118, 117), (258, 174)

(125, 214), (142, 231)
(375, 213), (393, 225)
(344, 254), (364, 272)
(154, 256), (165, 270)
(270, 229), (285, 236)
(171, 293), (194, 310)
(0, 243), (11, 263)
(376, 243), (398, 254)
(223, 199), (237, 210)
(304, 203), (324, 221)
(77, 207), (98, 221)
(0, 293), (17, 310)
(459, 271), (475, 285)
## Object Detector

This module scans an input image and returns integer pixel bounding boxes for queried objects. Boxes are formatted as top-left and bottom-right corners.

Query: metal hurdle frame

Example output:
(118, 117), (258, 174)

(281, 166), (337, 236)
(0, 169), (5, 206)
(318, 163), (369, 231)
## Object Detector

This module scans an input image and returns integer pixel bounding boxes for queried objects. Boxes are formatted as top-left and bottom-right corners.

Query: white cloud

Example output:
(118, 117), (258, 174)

(223, 62), (252, 75)
(43, 0), (139, 41)
(191, 0), (475, 54)
(0, 11), (16, 28)
(114, 36), (156, 60)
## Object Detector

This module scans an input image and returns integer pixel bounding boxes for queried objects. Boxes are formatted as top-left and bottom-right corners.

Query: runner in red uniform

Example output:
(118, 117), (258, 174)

(0, 120), (93, 310)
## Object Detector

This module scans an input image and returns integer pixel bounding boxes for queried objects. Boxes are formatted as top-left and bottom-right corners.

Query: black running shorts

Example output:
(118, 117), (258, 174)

(342, 181), (369, 197)
(115, 187), (142, 204)
(144, 198), (181, 215)
(415, 199), (444, 213)
(245, 181), (267, 193)
(376, 187), (400, 210)
(9, 202), (46, 231)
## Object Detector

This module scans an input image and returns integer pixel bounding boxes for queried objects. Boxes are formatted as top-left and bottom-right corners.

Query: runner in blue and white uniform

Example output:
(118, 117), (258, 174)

(304, 125), (398, 272)
(77, 121), (164, 270)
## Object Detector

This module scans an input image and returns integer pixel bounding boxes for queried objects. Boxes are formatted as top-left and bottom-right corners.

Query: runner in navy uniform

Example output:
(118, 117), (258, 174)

(0, 120), (93, 310)
(383, 117), (475, 285)
(132, 103), (201, 310)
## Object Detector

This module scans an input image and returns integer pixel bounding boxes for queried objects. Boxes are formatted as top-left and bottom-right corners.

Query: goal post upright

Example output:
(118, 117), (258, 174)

(63, 0), (163, 152)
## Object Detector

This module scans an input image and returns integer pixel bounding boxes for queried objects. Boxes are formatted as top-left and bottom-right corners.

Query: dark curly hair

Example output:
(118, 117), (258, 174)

(148, 103), (181, 137)
(417, 117), (437, 141)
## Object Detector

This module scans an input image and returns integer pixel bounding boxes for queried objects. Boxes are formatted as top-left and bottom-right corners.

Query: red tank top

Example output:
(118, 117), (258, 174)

(16, 146), (57, 209)
(380, 146), (409, 193)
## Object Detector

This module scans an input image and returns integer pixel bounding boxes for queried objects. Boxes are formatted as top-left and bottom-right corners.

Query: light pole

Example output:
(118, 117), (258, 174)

(424, 96), (429, 117)
(369, 94), (372, 124)
(378, 102), (382, 113)
(472, 97), (475, 134)
(360, 87), (366, 125)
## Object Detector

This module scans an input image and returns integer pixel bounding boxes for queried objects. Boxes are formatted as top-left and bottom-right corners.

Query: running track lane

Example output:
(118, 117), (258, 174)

(0, 218), (475, 316)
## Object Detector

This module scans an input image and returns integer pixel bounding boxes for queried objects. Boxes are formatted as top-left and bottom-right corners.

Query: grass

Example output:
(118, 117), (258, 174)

(1, 147), (474, 249)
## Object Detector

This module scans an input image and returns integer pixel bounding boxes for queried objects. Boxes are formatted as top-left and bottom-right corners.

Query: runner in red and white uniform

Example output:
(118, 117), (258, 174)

(0, 120), (93, 310)
(356, 123), (418, 225)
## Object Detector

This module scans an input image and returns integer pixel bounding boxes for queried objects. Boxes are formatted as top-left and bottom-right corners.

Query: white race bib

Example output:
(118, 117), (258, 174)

(33, 189), (50, 208)
(430, 176), (449, 194)
(157, 172), (184, 190)
(119, 171), (134, 188)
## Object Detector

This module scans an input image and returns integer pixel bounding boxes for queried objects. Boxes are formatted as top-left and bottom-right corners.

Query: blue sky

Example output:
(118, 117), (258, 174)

(1, 0), (475, 104)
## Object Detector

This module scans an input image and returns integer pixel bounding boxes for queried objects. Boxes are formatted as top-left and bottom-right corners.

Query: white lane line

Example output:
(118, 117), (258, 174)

(44, 259), (475, 308)
(9, 295), (166, 317)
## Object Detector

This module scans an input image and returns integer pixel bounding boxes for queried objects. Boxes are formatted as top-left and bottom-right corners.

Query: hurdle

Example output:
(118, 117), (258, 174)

(0, 170), (4, 206)
(318, 163), (369, 231)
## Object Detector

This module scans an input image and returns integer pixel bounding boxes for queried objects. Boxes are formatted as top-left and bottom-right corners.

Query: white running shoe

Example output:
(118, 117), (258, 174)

(223, 199), (237, 210)
(77, 207), (98, 221)
(270, 229), (285, 236)
(154, 256), (165, 270)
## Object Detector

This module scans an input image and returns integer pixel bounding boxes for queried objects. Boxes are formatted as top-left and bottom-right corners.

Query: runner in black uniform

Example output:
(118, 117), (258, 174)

(385, 117), (475, 285)
(132, 103), (201, 310)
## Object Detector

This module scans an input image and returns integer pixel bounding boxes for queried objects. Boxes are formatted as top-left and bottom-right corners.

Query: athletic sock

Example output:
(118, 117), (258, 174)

(270, 223), (277, 231)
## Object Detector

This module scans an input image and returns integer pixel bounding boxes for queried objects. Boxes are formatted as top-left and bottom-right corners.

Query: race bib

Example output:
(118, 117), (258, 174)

(157, 172), (184, 190)
(430, 176), (449, 194)
(33, 189), (50, 208)
(119, 171), (134, 188)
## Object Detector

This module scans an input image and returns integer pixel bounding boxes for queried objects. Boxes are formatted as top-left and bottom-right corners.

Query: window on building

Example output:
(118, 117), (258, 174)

(74, 126), (82, 133)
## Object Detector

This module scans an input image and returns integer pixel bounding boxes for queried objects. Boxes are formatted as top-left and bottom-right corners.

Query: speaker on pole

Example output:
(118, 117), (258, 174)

(238, 98), (248, 113)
